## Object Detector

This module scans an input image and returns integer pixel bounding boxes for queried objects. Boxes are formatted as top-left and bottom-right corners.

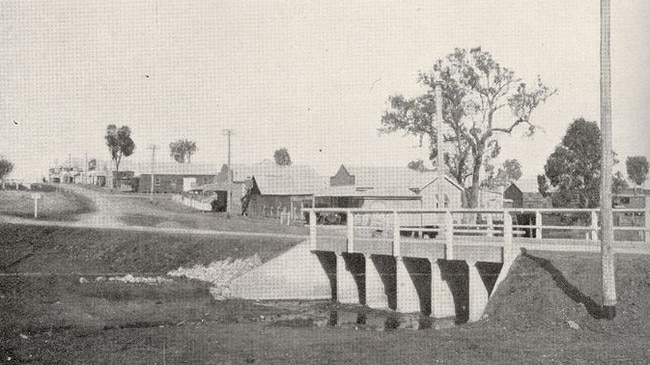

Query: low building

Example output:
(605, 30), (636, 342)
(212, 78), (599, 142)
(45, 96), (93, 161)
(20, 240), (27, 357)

(191, 163), (323, 219)
(49, 166), (82, 184)
(192, 164), (250, 214)
(613, 188), (649, 230)
(503, 182), (552, 209)
(138, 163), (218, 194)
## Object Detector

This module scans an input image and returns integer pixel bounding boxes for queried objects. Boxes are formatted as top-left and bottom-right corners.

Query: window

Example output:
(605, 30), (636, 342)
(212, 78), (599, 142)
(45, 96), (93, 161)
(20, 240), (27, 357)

(620, 197), (630, 204)
(155, 177), (161, 186)
(444, 194), (450, 208)
(203, 177), (208, 184)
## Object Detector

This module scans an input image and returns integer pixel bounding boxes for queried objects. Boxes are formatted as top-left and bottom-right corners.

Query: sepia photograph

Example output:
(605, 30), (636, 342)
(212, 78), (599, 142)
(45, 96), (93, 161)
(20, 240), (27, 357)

(1, 0), (649, 363)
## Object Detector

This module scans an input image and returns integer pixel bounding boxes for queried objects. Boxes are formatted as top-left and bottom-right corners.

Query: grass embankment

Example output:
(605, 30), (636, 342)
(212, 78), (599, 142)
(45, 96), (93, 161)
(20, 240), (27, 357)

(0, 188), (95, 221)
(0, 224), (301, 273)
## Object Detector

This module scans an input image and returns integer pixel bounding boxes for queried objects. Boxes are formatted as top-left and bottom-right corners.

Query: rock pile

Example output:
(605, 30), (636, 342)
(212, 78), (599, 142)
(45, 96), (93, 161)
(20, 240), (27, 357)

(167, 254), (263, 299)
(107, 275), (173, 284)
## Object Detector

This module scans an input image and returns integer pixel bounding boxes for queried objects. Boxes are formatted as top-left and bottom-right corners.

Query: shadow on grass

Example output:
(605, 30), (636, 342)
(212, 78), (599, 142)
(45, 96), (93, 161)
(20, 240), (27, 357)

(521, 248), (606, 319)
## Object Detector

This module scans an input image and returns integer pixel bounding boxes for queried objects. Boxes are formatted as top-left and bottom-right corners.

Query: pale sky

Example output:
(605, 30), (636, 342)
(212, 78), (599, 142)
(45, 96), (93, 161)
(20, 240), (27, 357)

(1, 0), (649, 188)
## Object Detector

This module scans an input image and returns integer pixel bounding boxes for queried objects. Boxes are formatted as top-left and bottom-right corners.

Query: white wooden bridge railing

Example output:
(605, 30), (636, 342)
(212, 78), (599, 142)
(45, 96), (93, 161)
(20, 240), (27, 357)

(307, 208), (649, 256)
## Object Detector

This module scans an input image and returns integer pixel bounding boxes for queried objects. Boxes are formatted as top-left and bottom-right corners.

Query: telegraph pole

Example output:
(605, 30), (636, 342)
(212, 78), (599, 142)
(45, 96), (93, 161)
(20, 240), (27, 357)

(222, 129), (234, 168)
(599, 0), (616, 320)
(147, 144), (157, 202)
(434, 74), (444, 180)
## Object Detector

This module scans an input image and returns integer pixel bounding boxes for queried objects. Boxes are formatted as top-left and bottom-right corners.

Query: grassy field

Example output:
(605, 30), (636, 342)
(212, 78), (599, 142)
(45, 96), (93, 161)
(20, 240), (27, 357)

(0, 189), (95, 221)
(1, 224), (648, 364)
(112, 194), (310, 235)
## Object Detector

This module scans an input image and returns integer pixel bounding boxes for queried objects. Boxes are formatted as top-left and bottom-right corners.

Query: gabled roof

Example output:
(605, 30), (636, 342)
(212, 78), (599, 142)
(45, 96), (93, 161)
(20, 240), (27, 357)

(218, 163), (326, 195)
(252, 173), (326, 196)
(317, 164), (464, 198)
(342, 165), (438, 190)
(221, 163), (317, 183)
(415, 175), (465, 194)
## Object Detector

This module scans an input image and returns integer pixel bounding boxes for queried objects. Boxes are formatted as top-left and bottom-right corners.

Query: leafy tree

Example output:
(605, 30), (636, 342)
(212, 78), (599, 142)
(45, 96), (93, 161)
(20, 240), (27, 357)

(481, 159), (522, 189)
(273, 148), (292, 166)
(537, 118), (622, 208)
(626, 155), (649, 191)
(169, 139), (198, 163)
(105, 124), (135, 172)
(613, 171), (629, 194)
(380, 47), (556, 207)
(0, 157), (14, 188)
(407, 159), (429, 172)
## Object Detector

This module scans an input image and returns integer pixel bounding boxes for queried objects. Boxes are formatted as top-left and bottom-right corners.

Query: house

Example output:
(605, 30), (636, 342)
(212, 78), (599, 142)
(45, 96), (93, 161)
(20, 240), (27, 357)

(315, 165), (466, 227)
(503, 182), (552, 209)
(503, 182), (552, 237)
(49, 166), (81, 184)
(479, 188), (504, 210)
(246, 165), (324, 221)
(138, 163), (219, 194)
(194, 163), (324, 218)
(613, 188), (649, 231)
(192, 164), (251, 214)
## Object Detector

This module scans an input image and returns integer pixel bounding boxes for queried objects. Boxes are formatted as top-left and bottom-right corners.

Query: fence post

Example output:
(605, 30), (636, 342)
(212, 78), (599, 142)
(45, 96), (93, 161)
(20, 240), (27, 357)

(591, 210), (599, 241)
(445, 210), (454, 260)
(310, 210), (317, 250)
(487, 213), (494, 237)
(347, 210), (354, 253)
(535, 210), (543, 240)
(393, 211), (400, 256)
(503, 210), (513, 262)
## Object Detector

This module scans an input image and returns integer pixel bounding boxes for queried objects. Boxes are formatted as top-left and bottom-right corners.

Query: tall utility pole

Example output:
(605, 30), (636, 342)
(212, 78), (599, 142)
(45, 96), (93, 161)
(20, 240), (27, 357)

(147, 144), (157, 202)
(222, 129), (234, 168)
(600, 0), (616, 320)
(434, 73), (444, 209)
(434, 75), (444, 179)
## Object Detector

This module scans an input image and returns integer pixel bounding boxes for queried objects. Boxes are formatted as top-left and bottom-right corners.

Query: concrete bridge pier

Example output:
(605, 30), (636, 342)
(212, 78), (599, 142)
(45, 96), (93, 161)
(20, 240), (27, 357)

(468, 260), (490, 322)
(364, 254), (392, 309)
(395, 257), (421, 313)
(336, 253), (365, 304)
(431, 259), (456, 318)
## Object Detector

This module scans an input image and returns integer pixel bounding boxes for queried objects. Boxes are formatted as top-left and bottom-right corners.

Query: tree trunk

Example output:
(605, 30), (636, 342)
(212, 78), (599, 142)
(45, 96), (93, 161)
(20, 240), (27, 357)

(468, 160), (483, 208)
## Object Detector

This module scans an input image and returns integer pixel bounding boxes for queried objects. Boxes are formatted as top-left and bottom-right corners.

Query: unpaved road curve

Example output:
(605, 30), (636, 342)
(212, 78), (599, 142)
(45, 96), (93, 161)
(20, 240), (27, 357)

(62, 185), (127, 227)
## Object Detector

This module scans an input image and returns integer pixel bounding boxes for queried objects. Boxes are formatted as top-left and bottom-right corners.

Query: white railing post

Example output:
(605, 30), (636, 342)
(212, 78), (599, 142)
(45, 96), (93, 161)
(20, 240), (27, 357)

(309, 210), (317, 250)
(445, 210), (454, 260)
(535, 210), (543, 240)
(347, 210), (354, 253)
(591, 210), (599, 241)
(487, 213), (494, 237)
(503, 210), (513, 262)
(393, 211), (400, 256)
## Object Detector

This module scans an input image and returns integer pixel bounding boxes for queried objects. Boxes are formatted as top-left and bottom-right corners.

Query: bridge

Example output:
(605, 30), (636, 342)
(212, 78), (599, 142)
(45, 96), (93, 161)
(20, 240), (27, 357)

(306, 207), (650, 323)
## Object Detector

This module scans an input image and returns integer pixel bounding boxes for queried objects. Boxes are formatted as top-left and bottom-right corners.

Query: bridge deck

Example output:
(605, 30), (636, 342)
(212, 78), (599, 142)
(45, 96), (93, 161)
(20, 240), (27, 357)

(313, 234), (649, 263)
